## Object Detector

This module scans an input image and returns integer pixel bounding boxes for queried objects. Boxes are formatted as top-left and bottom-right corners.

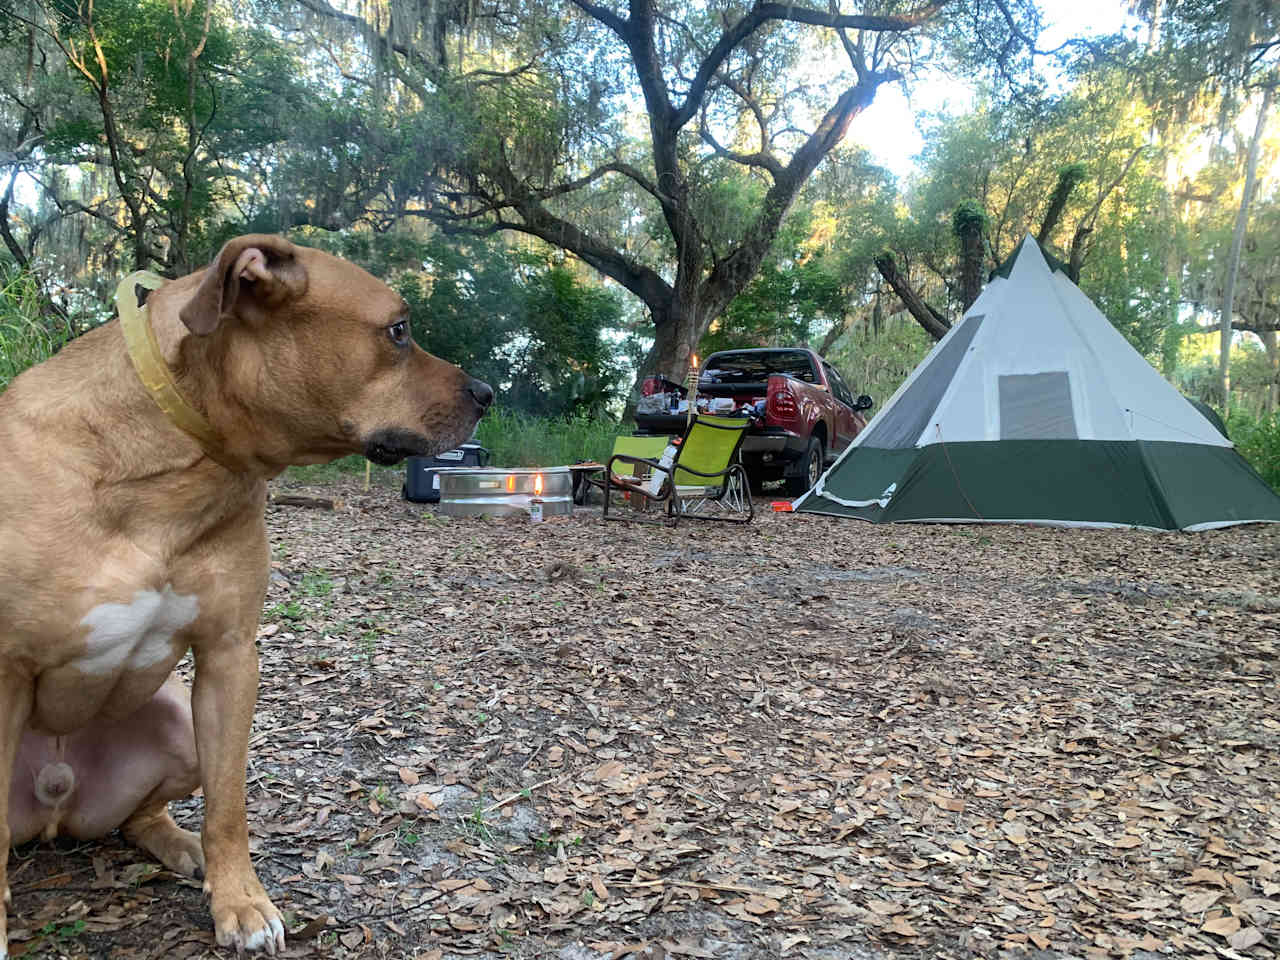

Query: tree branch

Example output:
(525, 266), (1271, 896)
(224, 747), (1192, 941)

(698, 118), (784, 177)
(701, 75), (785, 177)
(700, 71), (891, 321)
(672, 1), (946, 130)
(875, 251), (951, 340)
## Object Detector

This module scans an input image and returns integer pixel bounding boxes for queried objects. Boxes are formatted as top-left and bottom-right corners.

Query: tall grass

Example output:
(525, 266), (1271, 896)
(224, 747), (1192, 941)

(1226, 408), (1280, 491)
(0, 270), (64, 391)
(284, 408), (622, 486)
(474, 408), (619, 466)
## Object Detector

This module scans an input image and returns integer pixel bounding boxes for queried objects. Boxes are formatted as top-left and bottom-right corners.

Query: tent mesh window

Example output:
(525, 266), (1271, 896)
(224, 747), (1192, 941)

(998, 372), (1078, 439)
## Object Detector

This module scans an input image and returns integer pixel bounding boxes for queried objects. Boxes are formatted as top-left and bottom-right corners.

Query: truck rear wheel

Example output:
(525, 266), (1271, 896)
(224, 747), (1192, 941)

(785, 436), (823, 497)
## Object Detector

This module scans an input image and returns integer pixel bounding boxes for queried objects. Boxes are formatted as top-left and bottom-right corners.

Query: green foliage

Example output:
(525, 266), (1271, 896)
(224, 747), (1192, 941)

(1078, 194), (1181, 360)
(1174, 338), (1276, 412)
(828, 315), (935, 412)
(396, 235), (525, 393)
(0, 270), (67, 391)
(8, 0), (315, 277)
(702, 149), (898, 356)
(1057, 163), (1088, 189)
(1226, 409), (1280, 491)
(700, 209), (844, 354)
(284, 456), (400, 488)
(404, 239), (625, 417)
(951, 199), (989, 237)
(508, 265), (625, 417)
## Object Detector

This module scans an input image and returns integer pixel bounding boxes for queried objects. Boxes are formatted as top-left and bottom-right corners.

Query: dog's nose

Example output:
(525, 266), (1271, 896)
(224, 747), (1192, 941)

(466, 377), (494, 410)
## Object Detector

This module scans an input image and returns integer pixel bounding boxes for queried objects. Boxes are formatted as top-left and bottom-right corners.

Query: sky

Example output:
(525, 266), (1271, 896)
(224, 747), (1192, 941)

(850, 0), (1144, 180)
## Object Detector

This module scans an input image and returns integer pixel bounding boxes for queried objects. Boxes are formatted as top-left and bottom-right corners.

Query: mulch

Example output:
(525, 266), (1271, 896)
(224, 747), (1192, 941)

(10, 474), (1280, 960)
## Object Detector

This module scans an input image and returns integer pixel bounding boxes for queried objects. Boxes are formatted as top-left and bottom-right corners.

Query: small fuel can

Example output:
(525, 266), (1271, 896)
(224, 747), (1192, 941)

(530, 498), (544, 523)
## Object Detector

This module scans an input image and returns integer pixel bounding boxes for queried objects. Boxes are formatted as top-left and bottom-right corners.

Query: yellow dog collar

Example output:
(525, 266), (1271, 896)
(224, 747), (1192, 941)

(116, 271), (231, 467)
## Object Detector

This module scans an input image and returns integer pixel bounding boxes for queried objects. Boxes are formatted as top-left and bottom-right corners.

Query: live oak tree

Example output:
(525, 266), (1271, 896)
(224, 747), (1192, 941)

(290, 0), (1038, 386)
(0, 0), (310, 281)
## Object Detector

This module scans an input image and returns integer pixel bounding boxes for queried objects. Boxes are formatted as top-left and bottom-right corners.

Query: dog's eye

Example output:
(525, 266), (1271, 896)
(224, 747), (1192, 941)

(387, 320), (410, 346)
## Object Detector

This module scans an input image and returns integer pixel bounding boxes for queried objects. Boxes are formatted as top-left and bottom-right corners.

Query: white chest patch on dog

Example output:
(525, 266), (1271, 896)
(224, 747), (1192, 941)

(75, 585), (199, 676)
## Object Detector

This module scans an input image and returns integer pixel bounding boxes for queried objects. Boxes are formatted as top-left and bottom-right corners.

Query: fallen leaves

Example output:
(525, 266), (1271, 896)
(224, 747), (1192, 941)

(19, 474), (1278, 959)
(1201, 912), (1241, 936)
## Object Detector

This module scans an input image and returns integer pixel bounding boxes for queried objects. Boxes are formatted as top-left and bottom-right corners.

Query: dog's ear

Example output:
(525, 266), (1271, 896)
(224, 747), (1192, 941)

(179, 234), (309, 335)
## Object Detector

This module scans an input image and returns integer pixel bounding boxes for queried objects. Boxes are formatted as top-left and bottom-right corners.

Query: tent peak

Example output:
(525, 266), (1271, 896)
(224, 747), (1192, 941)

(990, 234), (1070, 282)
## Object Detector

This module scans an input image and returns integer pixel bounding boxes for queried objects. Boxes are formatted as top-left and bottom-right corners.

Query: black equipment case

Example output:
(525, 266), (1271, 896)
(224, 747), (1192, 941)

(403, 443), (490, 502)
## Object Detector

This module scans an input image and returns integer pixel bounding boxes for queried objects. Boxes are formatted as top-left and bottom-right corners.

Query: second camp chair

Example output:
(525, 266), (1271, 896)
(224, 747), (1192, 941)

(584, 434), (670, 507)
(603, 415), (753, 525)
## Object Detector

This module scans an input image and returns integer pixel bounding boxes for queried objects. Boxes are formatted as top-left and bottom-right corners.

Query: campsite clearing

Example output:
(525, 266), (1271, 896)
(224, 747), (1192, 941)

(11, 475), (1280, 960)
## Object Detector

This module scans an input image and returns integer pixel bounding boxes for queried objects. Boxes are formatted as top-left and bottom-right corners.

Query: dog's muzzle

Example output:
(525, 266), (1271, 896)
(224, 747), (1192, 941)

(466, 377), (494, 412)
(364, 429), (433, 466)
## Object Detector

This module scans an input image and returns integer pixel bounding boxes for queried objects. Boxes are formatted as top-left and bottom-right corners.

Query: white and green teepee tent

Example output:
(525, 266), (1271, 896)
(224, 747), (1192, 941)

(794, 235), (1280, 530)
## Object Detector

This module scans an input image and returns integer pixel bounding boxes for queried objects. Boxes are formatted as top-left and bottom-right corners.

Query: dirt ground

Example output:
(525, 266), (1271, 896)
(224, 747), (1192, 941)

(9, 474), (1280, 960)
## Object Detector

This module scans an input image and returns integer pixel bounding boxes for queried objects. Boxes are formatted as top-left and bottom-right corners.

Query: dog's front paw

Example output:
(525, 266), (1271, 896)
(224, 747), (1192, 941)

(123, 810), (205, 880)
(209, 880), (285, 955)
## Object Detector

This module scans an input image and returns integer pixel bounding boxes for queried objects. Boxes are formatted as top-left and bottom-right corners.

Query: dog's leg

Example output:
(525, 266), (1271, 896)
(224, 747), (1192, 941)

(124, 804), (204, 879)
(0, 673), (34, 960)
(191, 639), (284, 955)
(121, 679), (204, 879)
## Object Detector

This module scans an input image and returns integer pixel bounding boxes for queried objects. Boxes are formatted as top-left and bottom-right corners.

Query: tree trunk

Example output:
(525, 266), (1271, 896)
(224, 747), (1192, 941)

(643, 300), (703, 380)
(1037, 163), (1086, 248)
(0, 170), (29, 268)
(1218, 85), (1272, 407)
(874, 253), (950, 341)
(624, 297), (704, 417)
(1067, 224), (1091, 285)
(956, 219), (984, 313)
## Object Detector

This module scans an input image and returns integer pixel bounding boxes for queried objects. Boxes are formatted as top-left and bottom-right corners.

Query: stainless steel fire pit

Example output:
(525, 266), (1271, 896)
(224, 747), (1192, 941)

(436, 466), (574, 518)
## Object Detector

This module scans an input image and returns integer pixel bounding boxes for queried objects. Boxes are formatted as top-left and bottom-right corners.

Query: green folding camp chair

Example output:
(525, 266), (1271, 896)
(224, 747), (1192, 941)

(580, 434), (670, 507)
(602, 415), (753, 525)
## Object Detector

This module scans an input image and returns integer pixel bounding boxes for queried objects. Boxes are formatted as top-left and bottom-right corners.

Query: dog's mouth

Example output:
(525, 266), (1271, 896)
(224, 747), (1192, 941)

(363, 427), (467, 466)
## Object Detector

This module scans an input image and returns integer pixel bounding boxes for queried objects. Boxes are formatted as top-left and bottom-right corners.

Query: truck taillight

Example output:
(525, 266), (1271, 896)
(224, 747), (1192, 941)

(771, 390), (798, 418)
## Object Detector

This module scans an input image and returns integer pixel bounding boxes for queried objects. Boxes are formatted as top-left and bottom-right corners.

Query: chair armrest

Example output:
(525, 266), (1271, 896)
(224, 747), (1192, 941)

(606, 453), (669, 478)
(606, 453), (674, 495)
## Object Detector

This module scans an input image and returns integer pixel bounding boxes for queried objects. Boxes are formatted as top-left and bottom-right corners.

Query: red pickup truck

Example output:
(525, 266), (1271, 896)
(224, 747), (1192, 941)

(635, 348), (873, 496)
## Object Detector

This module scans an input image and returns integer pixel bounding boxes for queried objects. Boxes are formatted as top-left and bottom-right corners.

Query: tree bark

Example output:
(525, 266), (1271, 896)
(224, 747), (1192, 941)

(874, 253), (951, 341)
(0, 169), (29, 268)
(1219, 85), (1273, 407)
(1067, 224), (1091, 285)
(1037, 163), (1086, 247)
(955, 218), (985, 313)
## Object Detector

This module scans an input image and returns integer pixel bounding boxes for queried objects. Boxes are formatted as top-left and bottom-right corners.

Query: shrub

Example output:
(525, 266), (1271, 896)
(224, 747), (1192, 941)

(0, 270), (65, 391)
(1227, 408), (1280, 491)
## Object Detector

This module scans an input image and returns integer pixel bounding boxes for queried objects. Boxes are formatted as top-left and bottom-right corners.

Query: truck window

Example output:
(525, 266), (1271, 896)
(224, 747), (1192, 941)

(824, 363), (854, 406)
(701, 350), (817, 384)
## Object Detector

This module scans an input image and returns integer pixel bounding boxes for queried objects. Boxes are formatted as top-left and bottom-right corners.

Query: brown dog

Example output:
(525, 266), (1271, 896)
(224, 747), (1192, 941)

(0, 235), (491, 955)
